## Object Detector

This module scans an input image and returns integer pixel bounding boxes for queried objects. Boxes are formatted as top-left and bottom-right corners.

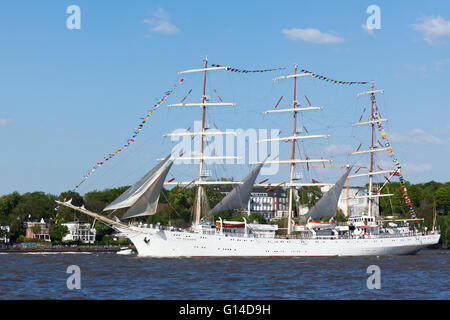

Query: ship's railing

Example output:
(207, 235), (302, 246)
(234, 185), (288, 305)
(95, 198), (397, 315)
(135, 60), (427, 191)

(134, 223), (434, 240)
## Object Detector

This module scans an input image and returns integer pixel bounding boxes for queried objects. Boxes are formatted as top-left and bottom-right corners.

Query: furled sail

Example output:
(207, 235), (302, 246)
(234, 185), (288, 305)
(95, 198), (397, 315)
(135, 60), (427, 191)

(209, 161), (265, 215)
(303, 167), (351, 220)
(103, 155), (171, 212)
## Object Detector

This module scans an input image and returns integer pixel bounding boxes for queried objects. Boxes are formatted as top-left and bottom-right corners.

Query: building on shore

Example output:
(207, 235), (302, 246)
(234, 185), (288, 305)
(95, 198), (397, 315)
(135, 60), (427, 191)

(25, 218), (51, 241)
(209, 186), (289, 221)
(248, 188), (289, 220)
(320, 185), (379, 217)
(0, 225), (10, 243)
(62, 221), (96, 244)
(209, 184), (380, 221)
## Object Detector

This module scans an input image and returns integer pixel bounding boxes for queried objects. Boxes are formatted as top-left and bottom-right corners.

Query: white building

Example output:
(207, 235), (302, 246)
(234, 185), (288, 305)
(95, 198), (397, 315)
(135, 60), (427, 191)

(62, 221), (96, 244)
(209, 186), (290, 221)
(320, 185), (379, 217)
(248, 188), (290, 220)
(0, 225), (10, 243)
(210, 184), (380, 221)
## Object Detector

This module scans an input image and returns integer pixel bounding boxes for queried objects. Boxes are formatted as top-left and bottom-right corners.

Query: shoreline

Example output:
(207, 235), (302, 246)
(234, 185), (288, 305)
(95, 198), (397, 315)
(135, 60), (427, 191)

(0, 245), (122, 253)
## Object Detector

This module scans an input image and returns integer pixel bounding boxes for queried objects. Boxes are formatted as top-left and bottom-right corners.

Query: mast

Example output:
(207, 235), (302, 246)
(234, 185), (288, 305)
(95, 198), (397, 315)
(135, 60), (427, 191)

(346, 176), (350, 217)
(163, 57), (239, 227)
(287, 65), (298, 235)
(432, 199), (437, 232)
(349, 82), (392, 216)
(194, 57), (208, 225)
(256, 66), (332, 234)
(368, 81), (375, 216)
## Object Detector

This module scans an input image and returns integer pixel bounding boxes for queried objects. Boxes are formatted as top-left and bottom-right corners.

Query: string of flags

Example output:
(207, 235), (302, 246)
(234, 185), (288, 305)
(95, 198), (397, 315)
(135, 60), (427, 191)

(300, 69), (368, 85)
(180, 89), (192, 103)
(211, 63), (368, 85)
(211, 64), (286, 73)
(63, 78), (185, 201)
(54, 206), (59, 225)
(373, 104), (417, 218)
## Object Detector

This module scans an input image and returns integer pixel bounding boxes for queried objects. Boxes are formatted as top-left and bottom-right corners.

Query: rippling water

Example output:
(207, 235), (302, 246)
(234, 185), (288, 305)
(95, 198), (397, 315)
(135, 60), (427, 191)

(0, 250), (448, 299)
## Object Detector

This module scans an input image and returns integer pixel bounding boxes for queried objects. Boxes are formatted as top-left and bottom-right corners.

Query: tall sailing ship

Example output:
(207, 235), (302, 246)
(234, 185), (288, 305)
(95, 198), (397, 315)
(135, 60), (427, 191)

(56, 59), (440, 257)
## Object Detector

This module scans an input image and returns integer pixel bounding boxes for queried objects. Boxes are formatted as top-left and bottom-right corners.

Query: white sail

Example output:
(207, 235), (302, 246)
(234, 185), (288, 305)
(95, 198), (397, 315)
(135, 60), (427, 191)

(303, 167), (351, 220)
(103, 155), (171, 212)
(122, 161), (173, 219)
(209, 161), (265, 215)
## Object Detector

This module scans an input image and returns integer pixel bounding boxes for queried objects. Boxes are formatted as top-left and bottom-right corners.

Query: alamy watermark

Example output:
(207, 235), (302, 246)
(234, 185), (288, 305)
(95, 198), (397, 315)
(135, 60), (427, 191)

(366, 5), (381, 31)
(366, 265), (381, 290)
(169, 121), (281, 175)
(66, 265), (81, 290)
(66, 5), (81, 30)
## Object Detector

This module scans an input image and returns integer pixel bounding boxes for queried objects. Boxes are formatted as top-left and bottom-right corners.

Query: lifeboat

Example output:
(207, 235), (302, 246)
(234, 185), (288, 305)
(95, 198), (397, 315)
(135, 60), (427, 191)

(306, 217), (336, 229)
(216, 220), (245, 229)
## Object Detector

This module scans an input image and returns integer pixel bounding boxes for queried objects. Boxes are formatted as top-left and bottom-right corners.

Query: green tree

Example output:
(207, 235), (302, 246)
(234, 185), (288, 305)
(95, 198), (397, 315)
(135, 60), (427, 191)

(94, 220), (113, 241)
(84, 187), (129, 212)
(0, 192), (21, 219)
(205, 188), (226, 209)
(421, 181), (443, 196)
(297, 186), (322, 209)
(30, 225), (42, 235)
(49, 224), (69, 243)
(335, 208), (348, 222)
(0, 227), (8, 240)
(55, 191), (84, 223)
(8, 217), (25, 242)
(12, 192), (56, 220)
(248, 213), (267, 224)
(435, 183), (450, 213)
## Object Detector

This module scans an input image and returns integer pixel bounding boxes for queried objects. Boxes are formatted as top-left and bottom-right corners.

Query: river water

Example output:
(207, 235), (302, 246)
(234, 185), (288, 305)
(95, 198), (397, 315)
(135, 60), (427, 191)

(0, 249), (448, 300)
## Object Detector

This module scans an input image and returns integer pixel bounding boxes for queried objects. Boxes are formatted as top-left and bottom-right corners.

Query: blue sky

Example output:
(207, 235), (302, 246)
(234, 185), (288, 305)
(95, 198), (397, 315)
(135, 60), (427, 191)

(1, 0), (449, 196)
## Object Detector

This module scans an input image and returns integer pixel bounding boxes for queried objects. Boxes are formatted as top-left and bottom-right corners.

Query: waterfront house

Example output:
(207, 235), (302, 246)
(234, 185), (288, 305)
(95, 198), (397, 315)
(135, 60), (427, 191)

(0, 225), (10, 243)
(209, 186), (289, 221)
(62, 221), (96, 244)
(25, 218), (51, 241)
(320, 185), (380, 217)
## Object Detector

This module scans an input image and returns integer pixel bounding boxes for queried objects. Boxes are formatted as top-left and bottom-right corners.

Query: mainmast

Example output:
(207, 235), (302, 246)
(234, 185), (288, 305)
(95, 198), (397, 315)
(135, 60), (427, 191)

(255, 65), (332, 235)
(287, 65), (298, 236)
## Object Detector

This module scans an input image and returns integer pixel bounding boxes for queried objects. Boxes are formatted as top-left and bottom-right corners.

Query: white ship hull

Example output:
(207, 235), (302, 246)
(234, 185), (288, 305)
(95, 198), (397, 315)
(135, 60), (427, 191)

(119, 227), (440, 258)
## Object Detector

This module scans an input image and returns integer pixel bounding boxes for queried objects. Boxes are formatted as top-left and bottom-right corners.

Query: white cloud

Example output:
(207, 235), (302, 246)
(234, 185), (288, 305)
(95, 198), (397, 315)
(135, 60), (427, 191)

(282, 28), (344, 44)
(143, 8), (179, 36)
(390, 129), (447, 145)
(361, 24), (375, 36)
(402, 163), (432, 173)
(413, 16), (450, 44)
(0, 118), (12, 126)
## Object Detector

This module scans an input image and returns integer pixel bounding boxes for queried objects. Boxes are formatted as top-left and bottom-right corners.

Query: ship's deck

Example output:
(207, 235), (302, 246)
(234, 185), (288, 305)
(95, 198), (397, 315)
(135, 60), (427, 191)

(128, 224), (438, 240)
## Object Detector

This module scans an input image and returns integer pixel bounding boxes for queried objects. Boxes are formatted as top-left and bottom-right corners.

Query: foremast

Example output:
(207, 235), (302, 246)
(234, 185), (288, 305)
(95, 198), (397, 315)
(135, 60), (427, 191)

(163, 57), (239, 226)
(195, 57), (208, 226)
(287, 66), (298, 236)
